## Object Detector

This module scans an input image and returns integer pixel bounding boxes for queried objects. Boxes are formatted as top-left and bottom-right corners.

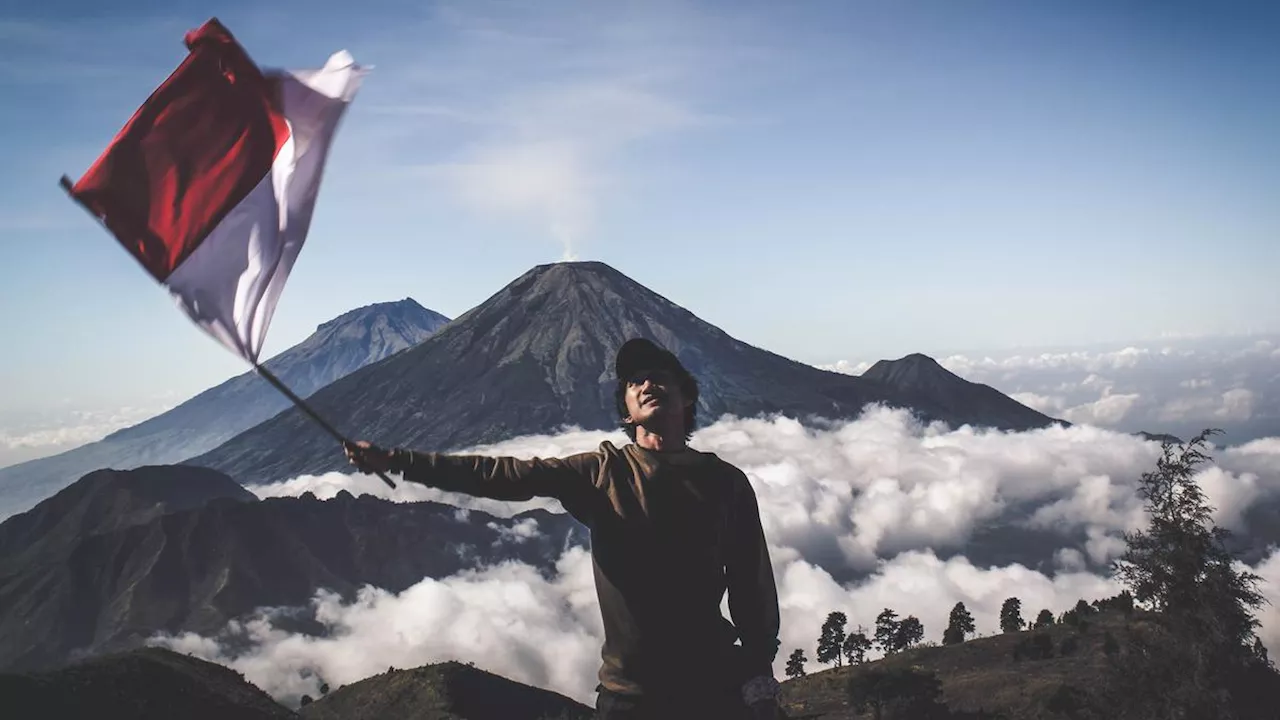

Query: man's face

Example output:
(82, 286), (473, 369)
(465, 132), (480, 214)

(623, 368), (690, 430)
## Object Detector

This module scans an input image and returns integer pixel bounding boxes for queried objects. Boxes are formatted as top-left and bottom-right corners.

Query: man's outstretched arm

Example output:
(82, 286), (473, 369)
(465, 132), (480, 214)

(344, 440), (601, 503)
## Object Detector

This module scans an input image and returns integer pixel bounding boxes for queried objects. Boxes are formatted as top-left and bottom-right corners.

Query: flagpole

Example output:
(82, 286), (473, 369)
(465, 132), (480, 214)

(252, 363), (398, 489)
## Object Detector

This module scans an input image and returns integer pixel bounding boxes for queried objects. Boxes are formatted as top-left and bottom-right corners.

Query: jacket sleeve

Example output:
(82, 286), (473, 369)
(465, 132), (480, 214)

(393, 448), (601, 506)
(725, 471), (782, 679)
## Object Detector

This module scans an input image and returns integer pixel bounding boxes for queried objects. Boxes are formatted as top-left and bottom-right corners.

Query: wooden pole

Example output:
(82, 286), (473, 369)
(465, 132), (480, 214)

(253, 363), (397, 489)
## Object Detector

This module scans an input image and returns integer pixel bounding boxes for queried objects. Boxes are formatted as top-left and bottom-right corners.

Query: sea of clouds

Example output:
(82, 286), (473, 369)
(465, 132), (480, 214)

(154, 404), (1280, 707)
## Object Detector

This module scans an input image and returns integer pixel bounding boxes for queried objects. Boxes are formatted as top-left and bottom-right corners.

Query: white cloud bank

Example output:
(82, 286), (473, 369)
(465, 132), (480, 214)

(161, 409), (1280, 707)
(0, 402), (175, 469)
(395, 1), (730, 261)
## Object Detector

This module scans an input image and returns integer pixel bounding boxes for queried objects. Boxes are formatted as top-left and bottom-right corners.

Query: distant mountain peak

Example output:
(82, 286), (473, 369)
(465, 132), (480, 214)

(861, 351), (1066, 430)
(862, 353), (952, 388)
(314, 297), (437, 334)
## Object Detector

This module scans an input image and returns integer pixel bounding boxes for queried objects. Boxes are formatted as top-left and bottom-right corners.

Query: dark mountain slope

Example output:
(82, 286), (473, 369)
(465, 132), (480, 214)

(0, 647), (296, 720)
(299, 661), (592, 720)
(0, 465), (253, 573)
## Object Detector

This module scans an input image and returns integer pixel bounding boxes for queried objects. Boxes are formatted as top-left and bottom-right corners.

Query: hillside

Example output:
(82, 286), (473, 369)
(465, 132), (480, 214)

(191, 261), (1059, 485)
(780, 615), (1125, 719)
(0, 647), (296, 720)
(0, 465), (254, 572)
(299, 661), (592, 720)
(778, 608), (1280, 719)
(0, 299), (449, 520)
(2, 608), (1275, 719)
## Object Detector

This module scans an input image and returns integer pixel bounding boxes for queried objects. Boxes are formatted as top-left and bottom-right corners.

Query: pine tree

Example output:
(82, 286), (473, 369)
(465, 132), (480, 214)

(1096, 590), (1135, 615)
(1033, 609), (1055, 629)
(1108, 430), (1277, 719)
(817, 611), (849, 668)
(843, 629), (872, 665)
(942, 602), (976, 645)
(874, 609), (900, 655)
(847, 667), (948, 720)
(785, 648), (808, 678)
(1104, 631), (1120, 657)
(999, 597), (1024, 633)
(895, 616), (924, 652)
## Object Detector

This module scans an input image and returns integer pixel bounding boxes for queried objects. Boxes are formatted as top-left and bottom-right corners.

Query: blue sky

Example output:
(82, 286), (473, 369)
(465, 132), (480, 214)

(1, 0), (1277, 417)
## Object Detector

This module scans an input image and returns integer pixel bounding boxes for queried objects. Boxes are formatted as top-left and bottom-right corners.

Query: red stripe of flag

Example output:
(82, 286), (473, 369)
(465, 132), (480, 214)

(67, 18), (290, 282)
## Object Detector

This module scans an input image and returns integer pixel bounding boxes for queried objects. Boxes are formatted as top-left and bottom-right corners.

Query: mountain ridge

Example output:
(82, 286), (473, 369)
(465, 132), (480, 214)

(190, 261), (1059, 485)
(0, 465), (254, 573)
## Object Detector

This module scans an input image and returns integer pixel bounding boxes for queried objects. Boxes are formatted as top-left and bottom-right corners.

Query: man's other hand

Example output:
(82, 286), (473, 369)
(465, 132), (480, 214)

(747, 698), (787, 720)
(741, 675), (785, 719)
(343, 440), (394, 474)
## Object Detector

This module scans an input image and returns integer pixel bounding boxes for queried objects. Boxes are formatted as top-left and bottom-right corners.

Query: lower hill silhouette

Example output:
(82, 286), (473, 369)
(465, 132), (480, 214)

(299, 661), (593, 720)
(0, 466), (582, 672)
(9, 609), (1276, 719)
(0, 465), (256, 572)
(0, 647), (295, 720)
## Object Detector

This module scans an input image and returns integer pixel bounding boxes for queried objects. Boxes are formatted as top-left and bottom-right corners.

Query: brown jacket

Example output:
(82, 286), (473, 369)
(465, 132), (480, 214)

(396, 440), (781, 696)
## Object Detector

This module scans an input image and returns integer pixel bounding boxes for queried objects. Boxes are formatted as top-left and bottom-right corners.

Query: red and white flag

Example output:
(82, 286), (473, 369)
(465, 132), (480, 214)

(63, 18), (364, 363)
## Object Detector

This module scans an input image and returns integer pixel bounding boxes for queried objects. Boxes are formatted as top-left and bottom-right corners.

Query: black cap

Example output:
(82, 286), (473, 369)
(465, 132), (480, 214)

(615, 338), (696, 397)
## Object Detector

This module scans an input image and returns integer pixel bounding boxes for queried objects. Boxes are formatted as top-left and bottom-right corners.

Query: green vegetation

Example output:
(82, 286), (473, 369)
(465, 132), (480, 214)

(943, 602), (976, 645)
(818, 611), (850, 668)
(786, 648), (808, 679)
(999, 598), (1024, 634)
(844, 629), (872, 666)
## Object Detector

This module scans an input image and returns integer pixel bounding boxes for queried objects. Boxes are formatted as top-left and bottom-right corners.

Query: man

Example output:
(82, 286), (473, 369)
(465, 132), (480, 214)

(344, 338), (784, 719)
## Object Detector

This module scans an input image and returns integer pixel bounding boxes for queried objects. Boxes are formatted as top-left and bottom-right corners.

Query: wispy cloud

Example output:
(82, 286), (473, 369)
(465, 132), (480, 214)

(0, 400), (175, 470)
(360, 0), (738, 260)
(0, 16), (186, 85)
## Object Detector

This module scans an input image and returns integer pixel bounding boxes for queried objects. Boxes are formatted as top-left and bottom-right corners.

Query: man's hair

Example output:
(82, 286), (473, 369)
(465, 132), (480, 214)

(615, 374), (698, 442)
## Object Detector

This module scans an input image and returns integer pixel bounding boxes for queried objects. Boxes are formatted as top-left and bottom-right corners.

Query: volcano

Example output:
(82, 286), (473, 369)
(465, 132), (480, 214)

(190, 262), (1058, 485)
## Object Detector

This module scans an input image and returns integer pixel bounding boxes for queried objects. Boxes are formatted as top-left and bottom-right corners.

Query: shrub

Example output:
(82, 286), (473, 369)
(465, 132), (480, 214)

(1014, 632), (1055, 661)
(1104, 631), (1120, 657)
(1060, 635), (1080, 656)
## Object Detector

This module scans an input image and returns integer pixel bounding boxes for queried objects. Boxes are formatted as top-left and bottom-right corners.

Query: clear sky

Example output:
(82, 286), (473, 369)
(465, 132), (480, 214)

(2, 0), (1277, 417)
